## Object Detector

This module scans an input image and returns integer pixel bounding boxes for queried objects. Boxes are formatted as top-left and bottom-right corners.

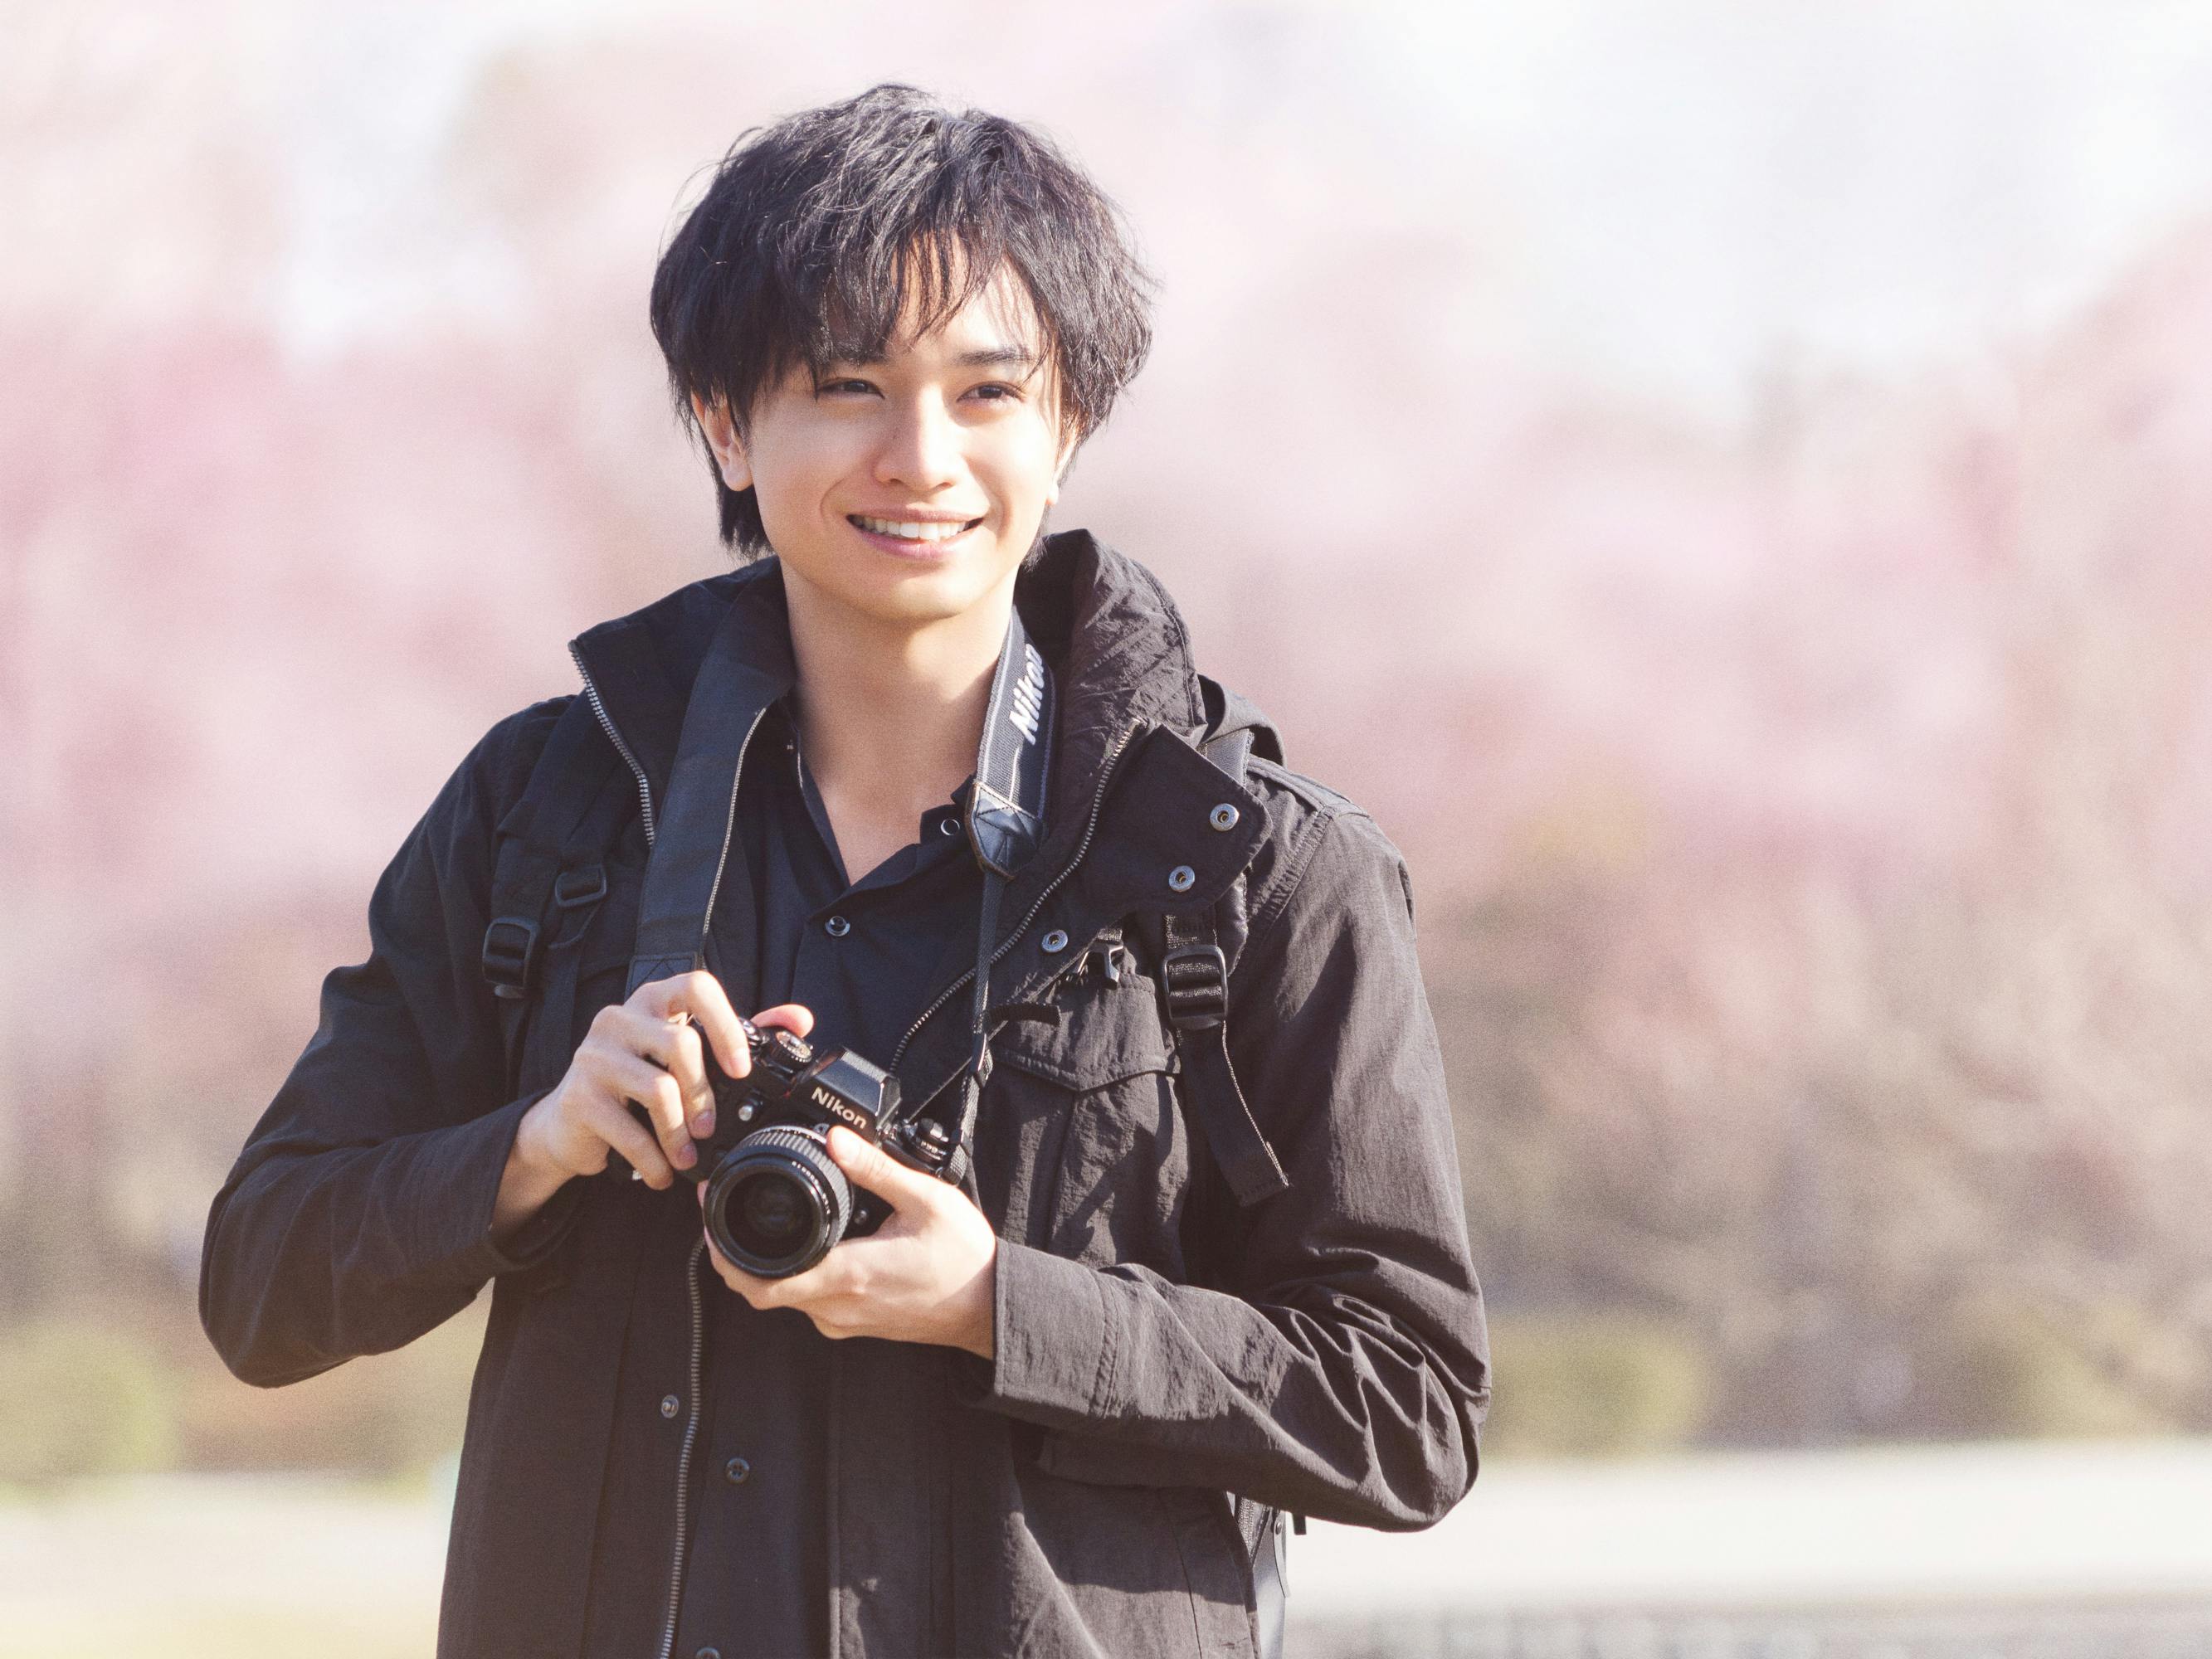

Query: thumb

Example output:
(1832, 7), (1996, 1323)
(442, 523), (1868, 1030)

(825, 1125), (938, 1214)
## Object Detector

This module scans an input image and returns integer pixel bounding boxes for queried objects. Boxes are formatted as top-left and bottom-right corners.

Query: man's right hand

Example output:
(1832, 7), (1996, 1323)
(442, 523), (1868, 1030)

(495, 973), (816, 1233)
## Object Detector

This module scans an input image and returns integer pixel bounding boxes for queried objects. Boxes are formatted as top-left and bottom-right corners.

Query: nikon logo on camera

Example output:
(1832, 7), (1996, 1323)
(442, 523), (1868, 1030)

(812, 1085), (870, 1131)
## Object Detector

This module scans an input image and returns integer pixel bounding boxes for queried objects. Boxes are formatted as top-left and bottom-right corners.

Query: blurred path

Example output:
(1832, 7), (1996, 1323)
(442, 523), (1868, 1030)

(4, 1441), (2207, 1656)
(1289, 1438), (2212, 1655)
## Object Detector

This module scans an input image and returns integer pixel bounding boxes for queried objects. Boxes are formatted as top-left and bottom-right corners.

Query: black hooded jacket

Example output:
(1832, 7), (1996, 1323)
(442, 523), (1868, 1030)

(199, 530), (1492, 1658)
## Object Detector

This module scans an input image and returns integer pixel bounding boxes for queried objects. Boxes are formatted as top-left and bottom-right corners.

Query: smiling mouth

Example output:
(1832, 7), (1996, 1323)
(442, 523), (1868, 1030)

(846, 513), (986, 544)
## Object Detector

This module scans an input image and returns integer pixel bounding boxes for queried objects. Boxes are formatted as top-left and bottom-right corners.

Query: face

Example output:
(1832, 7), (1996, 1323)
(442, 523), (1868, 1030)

(692, 260), (1075, 631)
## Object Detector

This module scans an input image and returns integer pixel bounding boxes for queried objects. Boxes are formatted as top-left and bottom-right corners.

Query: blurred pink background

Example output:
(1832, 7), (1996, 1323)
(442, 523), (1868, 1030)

(7, 6), (2212, 1646)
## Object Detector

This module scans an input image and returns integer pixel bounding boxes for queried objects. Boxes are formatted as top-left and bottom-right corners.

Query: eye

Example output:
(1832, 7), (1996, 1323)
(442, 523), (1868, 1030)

(816, 377), (877, 397)
(968, 383), (1022, 404)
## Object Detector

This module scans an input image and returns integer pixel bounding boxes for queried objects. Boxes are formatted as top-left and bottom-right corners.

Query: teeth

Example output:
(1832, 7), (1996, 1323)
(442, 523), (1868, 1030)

(852, 514), (975, 542)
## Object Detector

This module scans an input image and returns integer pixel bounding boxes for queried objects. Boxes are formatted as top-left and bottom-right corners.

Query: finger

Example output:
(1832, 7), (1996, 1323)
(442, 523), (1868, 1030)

(639, 971), (750, 1079)
(665, 1018), (716, 1138)
(601, 1049), (697, 1173)
(591, 1090), (677, 1188)
(756, 1249), (846, 1308)
(751, 1001), (816, 1040)
(704, 1228), (787, 1307)
(823, 1125), (937, 1214)
(615, 1009), (715, 1134)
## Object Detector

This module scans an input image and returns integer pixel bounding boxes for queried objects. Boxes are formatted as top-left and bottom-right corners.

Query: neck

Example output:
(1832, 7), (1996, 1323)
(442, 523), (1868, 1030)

(779, 567), (1017, 822)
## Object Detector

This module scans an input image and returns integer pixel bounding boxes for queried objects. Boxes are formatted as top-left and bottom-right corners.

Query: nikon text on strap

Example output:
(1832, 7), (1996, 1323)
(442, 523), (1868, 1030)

(942, 606), (1055, 1187)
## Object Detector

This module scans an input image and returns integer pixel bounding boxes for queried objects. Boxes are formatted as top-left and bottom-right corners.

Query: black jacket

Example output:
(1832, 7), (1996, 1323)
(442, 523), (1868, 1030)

(200, 530), (1492, 1658)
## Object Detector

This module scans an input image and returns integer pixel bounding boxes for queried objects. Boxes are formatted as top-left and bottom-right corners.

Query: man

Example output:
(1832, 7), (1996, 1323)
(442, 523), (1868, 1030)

(200, 83), (1490, 1659)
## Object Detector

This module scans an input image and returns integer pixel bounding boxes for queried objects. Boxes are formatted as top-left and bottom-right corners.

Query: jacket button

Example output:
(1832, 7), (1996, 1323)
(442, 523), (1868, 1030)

(1167, 865), (1196, 893)
(1040, 929), (1069, 954)
(824, 915), (850, 937)
(939, 818), (959, 836)
(724, 1456), (751, 1484)
(696, 1648), (722, 1659)
(660, 1394), (680, 1419)
(1210, 803), (1240, 831)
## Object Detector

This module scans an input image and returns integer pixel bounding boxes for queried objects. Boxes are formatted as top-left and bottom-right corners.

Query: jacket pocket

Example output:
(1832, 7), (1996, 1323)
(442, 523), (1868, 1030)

(1020, 1433), (1260, 1658)
(987, 972), (1193, 1273)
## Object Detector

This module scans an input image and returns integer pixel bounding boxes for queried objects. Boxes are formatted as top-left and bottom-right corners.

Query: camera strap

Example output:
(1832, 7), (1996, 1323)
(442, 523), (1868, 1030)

(626, 591), (1054, 1179)
(940, 603), (1057, 1185)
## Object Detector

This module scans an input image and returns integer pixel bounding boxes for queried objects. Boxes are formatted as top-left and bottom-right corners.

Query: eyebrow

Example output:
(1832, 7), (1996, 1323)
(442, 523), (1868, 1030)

(830, 343), (1041, 372)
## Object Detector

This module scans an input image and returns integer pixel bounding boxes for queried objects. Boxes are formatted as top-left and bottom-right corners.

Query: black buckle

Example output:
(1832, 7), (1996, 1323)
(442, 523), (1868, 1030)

(481, 917), (539, 1001)
(553, 864), (607, 909)
(1160, 942), (1228, 1031)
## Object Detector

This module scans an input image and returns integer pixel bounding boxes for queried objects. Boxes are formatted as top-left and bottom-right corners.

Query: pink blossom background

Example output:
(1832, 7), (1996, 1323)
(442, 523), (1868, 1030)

(9, 1), (2212, 1458)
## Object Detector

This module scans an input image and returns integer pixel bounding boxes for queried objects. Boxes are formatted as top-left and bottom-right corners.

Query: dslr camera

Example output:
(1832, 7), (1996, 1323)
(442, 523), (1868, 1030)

(666, 1017), (957, 1277)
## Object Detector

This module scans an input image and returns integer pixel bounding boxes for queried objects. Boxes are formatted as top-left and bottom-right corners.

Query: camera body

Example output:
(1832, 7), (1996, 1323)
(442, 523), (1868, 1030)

(675, 1018), (957, 1277)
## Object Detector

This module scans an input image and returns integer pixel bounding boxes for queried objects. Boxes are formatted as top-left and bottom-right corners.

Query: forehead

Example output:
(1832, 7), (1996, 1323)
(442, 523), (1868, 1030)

(822, 255), (1046, 369)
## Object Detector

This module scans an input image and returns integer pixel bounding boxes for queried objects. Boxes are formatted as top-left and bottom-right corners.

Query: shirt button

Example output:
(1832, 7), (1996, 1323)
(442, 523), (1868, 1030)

(939, 818), (959, 836)
(660, 1394), (680, 1419)
(696, 1648), (722, 1659)
(824, 915), (850, 937)
(724, 1456), (751, 1484)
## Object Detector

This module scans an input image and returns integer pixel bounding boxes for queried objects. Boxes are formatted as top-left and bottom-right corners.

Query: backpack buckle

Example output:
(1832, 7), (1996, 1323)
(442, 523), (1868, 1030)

(482, 917), (539, 1000)
(553, 864), (607, 909)
(1160, 941), (1228, 1032)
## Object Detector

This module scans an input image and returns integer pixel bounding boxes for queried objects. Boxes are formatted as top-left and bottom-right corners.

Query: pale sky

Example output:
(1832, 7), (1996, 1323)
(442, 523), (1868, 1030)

(224, 0), (2212, 423)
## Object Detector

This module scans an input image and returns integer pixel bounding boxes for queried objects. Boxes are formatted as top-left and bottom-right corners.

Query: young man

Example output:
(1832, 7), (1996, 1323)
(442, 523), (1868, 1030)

(200, 83), (1490, 1659)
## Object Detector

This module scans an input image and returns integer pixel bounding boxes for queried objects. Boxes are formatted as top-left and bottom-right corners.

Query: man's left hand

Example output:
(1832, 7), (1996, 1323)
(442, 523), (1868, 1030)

(700, 1125), (999, 1359)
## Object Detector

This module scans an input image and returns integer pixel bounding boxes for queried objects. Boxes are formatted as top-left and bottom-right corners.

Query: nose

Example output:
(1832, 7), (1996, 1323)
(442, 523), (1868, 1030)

(873, 392), (963, 494)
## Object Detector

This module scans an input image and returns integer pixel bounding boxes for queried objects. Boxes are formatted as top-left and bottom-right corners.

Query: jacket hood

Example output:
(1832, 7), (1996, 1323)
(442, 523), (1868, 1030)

(566, 528), (1211, 864)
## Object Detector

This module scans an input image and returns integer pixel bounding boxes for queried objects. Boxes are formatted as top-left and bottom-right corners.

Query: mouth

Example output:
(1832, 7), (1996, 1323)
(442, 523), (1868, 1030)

(845, 513), (986, 557)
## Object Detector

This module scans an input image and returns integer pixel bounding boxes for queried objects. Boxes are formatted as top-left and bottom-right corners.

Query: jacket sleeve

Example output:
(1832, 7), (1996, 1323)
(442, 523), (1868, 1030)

(964, 802), (1492, 1530)
(199, 701), (585, 1389)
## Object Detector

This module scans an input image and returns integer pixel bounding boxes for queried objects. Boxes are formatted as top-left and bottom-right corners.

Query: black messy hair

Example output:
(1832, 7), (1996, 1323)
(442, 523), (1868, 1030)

(648, 83), (1159, 559)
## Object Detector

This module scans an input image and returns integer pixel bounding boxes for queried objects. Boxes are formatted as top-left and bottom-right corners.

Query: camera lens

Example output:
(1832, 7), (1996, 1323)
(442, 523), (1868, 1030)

(703, 1126), (852, 1277)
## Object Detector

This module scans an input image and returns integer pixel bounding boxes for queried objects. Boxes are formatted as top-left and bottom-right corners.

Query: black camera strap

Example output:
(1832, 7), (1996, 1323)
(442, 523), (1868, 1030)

(943, 603), (1056, 1183)
(627, 592), (1055, 1176)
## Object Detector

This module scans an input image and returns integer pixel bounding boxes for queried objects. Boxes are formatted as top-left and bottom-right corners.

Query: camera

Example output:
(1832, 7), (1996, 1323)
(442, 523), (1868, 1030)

(665, 1017), (957, 1277)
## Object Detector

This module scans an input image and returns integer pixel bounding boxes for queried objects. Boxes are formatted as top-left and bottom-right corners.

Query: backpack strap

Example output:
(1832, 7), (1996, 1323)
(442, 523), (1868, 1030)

(483, 697), (635, 1097)
(1156, 675), (1289, 1209)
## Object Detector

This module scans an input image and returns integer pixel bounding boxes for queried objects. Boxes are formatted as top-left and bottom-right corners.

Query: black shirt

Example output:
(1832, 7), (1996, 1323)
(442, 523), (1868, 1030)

(580, 692), (982, 1659)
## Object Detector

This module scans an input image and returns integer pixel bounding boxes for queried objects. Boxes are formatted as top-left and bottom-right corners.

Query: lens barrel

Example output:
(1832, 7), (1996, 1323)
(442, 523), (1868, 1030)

(702, 1125), (853, 1278)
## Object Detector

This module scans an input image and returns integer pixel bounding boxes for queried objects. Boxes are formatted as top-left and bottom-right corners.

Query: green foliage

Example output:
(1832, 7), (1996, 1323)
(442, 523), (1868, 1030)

(180, 1299), (487, 1477)
(0, 1316), (181, 1488)
(1930, 1297), (2203, 1440)
(1482, 1311), (1715, 1458)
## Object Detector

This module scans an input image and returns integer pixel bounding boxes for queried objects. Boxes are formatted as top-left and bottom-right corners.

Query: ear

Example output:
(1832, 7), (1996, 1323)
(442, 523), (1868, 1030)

(689, 391), (754, 494)
(1045, 428), (1077, 508)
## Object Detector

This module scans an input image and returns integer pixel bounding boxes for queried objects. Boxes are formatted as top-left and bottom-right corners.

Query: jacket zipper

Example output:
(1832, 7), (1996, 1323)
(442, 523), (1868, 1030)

(657, 1238), (709, 1659)
(569, 642), (659, 847)
(653, 704), (769, 1657)
(889, 716), (1145, 1075)
(628, 697), (1138, 1652)
(694, 705), (768, 957)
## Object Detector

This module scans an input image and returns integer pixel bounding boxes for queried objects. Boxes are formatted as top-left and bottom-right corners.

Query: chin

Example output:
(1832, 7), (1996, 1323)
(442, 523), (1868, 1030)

(801, 552), (1027, 624)
(829, 565), (1001, 628)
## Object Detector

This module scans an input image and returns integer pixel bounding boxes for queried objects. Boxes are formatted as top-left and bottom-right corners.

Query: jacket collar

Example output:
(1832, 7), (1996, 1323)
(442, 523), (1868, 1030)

(568, 527), (1211, 865)
(568, 528), (1268, 1100)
